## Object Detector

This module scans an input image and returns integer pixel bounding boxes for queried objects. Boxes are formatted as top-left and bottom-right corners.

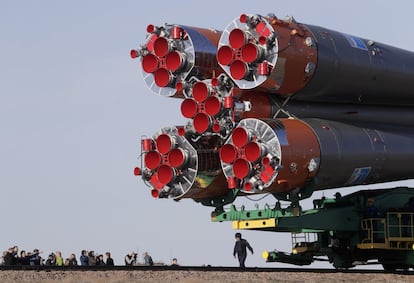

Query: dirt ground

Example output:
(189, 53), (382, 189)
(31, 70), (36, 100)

(0, 270), (413, 283)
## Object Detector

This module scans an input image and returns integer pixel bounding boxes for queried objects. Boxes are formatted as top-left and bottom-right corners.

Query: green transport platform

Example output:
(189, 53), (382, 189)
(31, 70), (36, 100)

(212, 187), (414, 270)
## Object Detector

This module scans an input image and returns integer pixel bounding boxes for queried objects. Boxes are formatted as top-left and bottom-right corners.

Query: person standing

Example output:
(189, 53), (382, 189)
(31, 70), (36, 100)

(364, 198), (380, 218)
(55, 251), (64, 266)
(80, 250), (89, 266)
(29, 249), (42, 266)
(4, 246), (19, 265)
(171, 258), (179, 266)
(233, 232), (253, 268)
(18, 251), (30, 265)
(105, 252), (114, 266)
(68, 253), (78, 266)
(124, 252), (137, 266)
(88, 251), (96, 266)
(45, 253), (56, 266)
(96, 254), (105, 265)
(143, 252), (153, 266)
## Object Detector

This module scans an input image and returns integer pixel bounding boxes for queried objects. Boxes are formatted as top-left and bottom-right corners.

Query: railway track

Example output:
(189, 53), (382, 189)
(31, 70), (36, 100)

(1, 265), (413, 275)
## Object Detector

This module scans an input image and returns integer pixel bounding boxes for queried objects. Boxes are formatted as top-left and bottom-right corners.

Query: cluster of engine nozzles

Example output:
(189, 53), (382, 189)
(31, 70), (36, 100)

(216, 14), (278, 82)
(141, 134), (186, 192)
(181, 80), (230, 134)
(131, 25), (189, 90)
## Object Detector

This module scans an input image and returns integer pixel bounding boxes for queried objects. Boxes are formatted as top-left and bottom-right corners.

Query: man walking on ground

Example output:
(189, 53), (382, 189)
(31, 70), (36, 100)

(233, 232), (253, 268)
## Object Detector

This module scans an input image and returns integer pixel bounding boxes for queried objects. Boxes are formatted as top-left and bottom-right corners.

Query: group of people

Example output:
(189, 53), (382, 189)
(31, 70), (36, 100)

(0, 246), (115, 266)
(1, 246), (178, 267)
(78, 250), (114, 266)
(2, 234), (253, 268)
(1, 246), (42, 266)
(124, 251), (154, 266)
(123, 251), (179, 266)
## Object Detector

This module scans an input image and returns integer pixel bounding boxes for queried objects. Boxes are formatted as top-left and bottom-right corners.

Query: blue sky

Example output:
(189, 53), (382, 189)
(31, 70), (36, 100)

(1, 0), (413, 267)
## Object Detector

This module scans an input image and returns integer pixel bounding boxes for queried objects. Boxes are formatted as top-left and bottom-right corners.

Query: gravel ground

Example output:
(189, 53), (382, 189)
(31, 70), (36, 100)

(0, 270), (413, 283)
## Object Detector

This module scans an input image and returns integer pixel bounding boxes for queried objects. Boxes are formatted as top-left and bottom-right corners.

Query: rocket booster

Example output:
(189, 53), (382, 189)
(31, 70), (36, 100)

(217, 14), (414, 105)
(220, 118), (414, 198)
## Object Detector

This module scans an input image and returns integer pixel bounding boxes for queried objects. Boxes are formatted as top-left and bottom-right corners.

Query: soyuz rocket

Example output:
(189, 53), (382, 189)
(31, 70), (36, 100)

(130, 13), (414, 205)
